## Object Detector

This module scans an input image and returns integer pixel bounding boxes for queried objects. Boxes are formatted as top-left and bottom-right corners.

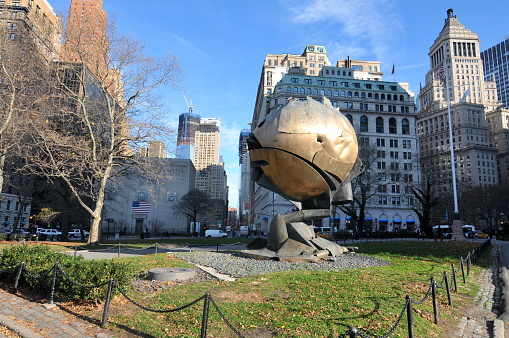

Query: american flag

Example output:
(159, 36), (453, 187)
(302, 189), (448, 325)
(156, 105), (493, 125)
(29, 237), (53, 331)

(280, 54), (288, 66)
(132, 201), (150, 214)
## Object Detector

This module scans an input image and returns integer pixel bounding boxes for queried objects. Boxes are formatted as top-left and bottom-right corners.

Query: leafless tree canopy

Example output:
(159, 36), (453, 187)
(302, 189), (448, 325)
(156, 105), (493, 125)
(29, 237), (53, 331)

(16, 15), (182, 244)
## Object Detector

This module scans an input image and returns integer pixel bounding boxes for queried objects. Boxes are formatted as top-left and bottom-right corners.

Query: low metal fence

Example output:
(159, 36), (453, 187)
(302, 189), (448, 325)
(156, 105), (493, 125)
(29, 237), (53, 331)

(1, 239), (492, 337)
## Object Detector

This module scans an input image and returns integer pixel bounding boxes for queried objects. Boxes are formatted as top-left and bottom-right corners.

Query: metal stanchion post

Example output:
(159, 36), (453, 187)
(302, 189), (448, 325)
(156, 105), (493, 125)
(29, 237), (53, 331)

(406, 295), (414, 338)
(118, 243), (121, 258)
(444, 271), (453, 308)
(200, 293), (211, 338)
(431, 277), (439, 324)
(12, 262), (24, 294)
(101, 279), (114, 328)
(451, 264), (458, 292)
(50, 263), (58, 304)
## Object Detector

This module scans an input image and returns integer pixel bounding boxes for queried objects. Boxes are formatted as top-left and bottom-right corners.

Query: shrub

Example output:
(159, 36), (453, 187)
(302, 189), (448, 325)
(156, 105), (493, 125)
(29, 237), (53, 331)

(0, 245), (138, 302)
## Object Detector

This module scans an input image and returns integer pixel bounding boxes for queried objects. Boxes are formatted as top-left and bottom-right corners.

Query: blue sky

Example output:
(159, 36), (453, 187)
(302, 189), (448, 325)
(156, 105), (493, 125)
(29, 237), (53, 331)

(48, 0), (509, 208)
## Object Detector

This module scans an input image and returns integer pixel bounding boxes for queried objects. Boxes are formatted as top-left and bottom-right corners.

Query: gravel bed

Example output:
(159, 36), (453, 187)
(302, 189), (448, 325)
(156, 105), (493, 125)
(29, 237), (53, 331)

(169, 251), (389, 278)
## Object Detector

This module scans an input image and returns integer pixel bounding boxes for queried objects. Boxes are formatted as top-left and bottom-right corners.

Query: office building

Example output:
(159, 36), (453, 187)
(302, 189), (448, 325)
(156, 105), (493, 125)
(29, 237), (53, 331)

(176, 112), (200, 160)
(251, 45), (419, 233)
(417, 9), (501, 200)
(482, 38), (509, 108)
(62, 0), (108, 77)
(193, 118), (228, 226)
(238, 129), (251, 226)
(102, 158), (196, 236)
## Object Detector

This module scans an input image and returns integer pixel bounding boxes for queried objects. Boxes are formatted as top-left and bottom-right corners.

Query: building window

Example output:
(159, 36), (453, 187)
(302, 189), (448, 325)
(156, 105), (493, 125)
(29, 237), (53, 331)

(402, 118), (410, 134)
(318, 80), (325, 85)
(376, 117), (384, 133)
(304, 79), (312, 85)
(377, 138), (385, 147)
(360, 116), (368, 132)
(389, 118), (397, 134)
(9, 33), (15, 40)
(286, 86), (291, 93)
(291, 78), (299, 84)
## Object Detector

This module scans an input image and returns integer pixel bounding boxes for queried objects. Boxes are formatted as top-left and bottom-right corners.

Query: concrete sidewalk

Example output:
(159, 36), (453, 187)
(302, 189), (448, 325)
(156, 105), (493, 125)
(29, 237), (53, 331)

(0, 288), (113, 337)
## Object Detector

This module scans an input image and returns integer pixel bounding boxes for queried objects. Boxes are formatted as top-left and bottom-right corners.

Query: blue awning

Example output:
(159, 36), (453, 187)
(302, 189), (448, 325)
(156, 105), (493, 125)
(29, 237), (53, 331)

(406, 220), (415, 223)
(262, 216), (269, 220)
(345, 216), (351, 220)
(379, 219), (388, 222)
(393, 220), (402, 223)
(329, 217), (341, 220)
(364, 218), (372, 221)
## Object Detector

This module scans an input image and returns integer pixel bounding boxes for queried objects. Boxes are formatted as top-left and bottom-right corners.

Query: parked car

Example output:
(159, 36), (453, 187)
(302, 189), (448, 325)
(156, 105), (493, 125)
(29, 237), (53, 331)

(36, 228), (62, 240)
(472, 230), (489, 239)
(67, 229), (89, 239)
(6, 228), (30, 235)
(316, 232), (330, 239)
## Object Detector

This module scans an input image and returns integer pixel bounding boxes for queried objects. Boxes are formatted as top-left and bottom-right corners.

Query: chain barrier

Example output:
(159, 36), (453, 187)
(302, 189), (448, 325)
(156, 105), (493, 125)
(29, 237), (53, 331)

(22, 265), (55, 280)
(55, 264), (110, 289)
(435, 272), (446, 288)
(113, 280), (206, 313)
(117, 243), (157, 251)
(209, 296), (245, 338)
(2, 239), (491, 337)
(410, 282), (433, 305)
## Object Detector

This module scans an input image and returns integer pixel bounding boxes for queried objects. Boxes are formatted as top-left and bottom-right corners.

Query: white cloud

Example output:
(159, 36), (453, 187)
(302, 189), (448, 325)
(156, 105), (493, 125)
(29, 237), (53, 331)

(281, 0), (403, 67)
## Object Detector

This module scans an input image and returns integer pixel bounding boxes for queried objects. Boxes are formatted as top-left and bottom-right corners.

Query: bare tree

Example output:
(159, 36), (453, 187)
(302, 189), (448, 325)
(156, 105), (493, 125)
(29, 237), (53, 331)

(339, 137), (378, 233)
(411, 173), (442, 238)
(0, 23), (52, 192)
(172, 189), (213, 235)
(22, 18), (181, 245)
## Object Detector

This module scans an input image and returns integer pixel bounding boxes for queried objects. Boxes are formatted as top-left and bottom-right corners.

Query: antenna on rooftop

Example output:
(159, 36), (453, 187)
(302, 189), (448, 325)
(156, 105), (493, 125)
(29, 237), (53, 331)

(183, 93), (194, 113)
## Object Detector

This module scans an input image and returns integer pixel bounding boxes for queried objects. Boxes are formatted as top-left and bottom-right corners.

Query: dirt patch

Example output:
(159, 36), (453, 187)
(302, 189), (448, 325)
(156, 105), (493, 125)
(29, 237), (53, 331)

(212, 290), (267, 303)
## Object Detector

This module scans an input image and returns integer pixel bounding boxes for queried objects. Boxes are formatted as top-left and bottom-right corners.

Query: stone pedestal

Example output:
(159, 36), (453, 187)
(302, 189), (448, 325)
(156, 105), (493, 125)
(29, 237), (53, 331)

(450, 219), (465, 241)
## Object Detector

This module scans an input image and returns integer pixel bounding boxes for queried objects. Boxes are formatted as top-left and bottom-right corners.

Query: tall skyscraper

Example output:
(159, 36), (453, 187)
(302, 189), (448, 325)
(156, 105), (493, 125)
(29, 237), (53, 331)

(194, 118), (220, 170)
(193, 118), (228, 226)
(417, 9), (501, 196)
(481, 38), (509, 108)
(62, 0), (108, 77)
(176, 112), (200, 160)
(238, 129), (250, 226)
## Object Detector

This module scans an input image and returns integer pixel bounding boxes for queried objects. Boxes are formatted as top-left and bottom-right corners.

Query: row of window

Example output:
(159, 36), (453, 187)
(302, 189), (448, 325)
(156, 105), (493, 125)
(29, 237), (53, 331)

(376, 161), (413, 170)
(375, 138), (413, 149)
(376, 150), (413, 160)
(344, 117), (411, 134)
(281, 86), (406, 101)
(289, 79), (398, 91)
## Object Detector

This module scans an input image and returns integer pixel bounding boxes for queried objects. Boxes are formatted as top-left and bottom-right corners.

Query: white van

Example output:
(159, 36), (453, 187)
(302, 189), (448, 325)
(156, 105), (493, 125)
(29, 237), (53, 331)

(205, 229), (227, 238)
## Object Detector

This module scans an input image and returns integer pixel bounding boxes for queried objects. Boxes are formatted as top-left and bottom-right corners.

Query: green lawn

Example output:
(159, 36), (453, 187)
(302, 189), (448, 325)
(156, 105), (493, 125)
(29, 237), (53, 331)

(75, 240), (488, 337)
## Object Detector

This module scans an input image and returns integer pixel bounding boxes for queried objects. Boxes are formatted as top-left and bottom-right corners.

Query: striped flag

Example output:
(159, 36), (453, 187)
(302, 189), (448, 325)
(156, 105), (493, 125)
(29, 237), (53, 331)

(280, 54), (288, 66)
(132, 201), (150, 214)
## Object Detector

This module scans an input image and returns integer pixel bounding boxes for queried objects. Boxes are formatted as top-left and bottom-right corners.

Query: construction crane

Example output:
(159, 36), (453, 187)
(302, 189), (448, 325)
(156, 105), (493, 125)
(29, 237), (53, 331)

(183, 93), (194, 113)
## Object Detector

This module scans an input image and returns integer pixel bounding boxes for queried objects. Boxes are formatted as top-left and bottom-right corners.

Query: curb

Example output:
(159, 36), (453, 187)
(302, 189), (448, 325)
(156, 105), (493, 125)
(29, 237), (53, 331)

(0, 313), (43, 338)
